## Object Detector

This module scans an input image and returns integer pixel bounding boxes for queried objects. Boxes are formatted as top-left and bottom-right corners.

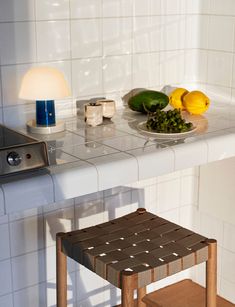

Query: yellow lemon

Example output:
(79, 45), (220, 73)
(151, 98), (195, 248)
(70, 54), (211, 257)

(183, 91), (210, 115)
(169, 88), (189, 110)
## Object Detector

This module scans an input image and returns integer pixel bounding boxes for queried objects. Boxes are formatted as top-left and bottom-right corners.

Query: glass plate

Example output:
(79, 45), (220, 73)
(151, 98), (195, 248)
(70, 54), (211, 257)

(137, 121), (197, 139)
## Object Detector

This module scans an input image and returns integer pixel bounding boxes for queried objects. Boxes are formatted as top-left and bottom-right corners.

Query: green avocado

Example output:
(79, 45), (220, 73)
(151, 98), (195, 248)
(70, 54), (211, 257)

(128, 90), (169, 113)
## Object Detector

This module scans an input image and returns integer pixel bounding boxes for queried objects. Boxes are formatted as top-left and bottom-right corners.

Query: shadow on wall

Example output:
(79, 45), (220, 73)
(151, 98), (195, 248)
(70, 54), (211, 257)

(44, 186), (145, 307)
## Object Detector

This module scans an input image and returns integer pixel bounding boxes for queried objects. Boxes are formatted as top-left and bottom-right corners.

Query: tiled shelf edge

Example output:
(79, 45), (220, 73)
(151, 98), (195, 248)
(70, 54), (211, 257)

(1, 105), (235, 215)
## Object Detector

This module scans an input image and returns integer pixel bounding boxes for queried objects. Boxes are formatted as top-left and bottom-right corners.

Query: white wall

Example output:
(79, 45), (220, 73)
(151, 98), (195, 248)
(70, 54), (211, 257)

(189, 0), (235, 104)
(0, 0), (207, 128)
(0, 168), (199, 307)
(1, 0), (235, 306)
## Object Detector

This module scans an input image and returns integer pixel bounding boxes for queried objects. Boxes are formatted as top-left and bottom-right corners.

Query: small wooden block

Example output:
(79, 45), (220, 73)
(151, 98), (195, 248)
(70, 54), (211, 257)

(142, 279), (235, 307)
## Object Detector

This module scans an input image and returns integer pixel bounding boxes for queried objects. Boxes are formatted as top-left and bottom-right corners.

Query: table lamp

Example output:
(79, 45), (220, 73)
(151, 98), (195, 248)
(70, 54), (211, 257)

(19, 66), (71, 134)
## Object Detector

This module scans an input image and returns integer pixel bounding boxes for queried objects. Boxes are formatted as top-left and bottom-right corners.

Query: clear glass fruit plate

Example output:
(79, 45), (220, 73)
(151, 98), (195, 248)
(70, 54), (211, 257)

(137, 121), (198, 139)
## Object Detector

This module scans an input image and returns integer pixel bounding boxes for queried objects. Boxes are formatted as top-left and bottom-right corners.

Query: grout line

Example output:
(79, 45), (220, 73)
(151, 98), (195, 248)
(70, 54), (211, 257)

(2, 12), (235, 24)
(33, 0), (38, 63)
(4, 47), (235, 69)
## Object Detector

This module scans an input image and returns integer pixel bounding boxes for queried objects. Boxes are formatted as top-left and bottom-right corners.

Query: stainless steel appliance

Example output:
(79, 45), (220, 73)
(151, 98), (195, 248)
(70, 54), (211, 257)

(0, 124), (49, 176)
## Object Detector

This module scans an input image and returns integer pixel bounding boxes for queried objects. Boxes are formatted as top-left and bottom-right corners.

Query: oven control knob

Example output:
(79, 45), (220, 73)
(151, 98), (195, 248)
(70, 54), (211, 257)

(7, 152), (22, 166)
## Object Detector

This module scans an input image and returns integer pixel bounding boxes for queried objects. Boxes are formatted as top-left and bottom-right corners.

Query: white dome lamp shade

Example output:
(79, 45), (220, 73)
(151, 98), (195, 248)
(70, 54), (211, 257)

(19, 66), (71, 134)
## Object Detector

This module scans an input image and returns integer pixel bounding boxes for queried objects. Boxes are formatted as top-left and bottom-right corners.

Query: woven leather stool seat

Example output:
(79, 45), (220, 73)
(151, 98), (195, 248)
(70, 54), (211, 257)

(56, 208), (217, 307)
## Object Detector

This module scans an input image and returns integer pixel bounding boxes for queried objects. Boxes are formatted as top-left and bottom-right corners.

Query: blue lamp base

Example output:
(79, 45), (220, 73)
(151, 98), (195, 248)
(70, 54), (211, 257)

(36, 100), (56, 126)
(27, 100), (65, 134)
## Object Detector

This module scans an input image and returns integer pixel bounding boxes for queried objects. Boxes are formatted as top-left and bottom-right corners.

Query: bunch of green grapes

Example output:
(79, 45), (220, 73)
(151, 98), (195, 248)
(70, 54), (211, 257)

(146, 109), (193, 133)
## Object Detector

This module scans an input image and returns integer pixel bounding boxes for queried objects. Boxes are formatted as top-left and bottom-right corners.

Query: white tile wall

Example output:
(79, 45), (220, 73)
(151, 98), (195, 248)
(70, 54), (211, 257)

(1, 0), (235, 305)
(0, 0), (199, 124)
(0, 166), (235, 304)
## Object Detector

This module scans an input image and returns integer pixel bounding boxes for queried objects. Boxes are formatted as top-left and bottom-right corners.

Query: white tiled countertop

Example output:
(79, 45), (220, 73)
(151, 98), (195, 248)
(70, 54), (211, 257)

(2, 102), (235, 214)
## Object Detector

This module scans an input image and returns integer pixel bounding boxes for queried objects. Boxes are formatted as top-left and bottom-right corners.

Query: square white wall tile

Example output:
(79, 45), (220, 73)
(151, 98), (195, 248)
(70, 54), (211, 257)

(221, 249), (235, 284)
(150, 17), (162, 52)
(179, 205), (195, 230)
(43, 198), (74, 213)
(36, 21), (70, 62)
(45, 272), (76, 307)
(1, 63), (33, 106)
(0, 259), (13, 296)
(131, 15), (161, 53)
(12, 250), (46, 291)
(160, 50), (185, 86)
(104, 190), (132, 219)
(102, 55), (132, 93)
(71, 19), (102, 59)
(220, 278), (235, 304)
(0, 0), (35, 22)
(3, 103), (35, 128)
(0, 224), (10, 261)
(224, 222), (235, 253)
(56, 99), (74, 119)
(158, 208), (180, 224)
(210, 0), (235, 16)
(185, 15), (209, 49)
(184, 49), (207, 83)
(157, 178), (181, 212)
(76, 267), (106, 304)
(208, 16), (235, 52)
(70, 0), (102, 18)
(132, 52), (160, 88)
(133, 17), (151, 53)
(72, 58), (103, 97)
(102, 18), (132, 56)
(9, 214), (44, 257)
(3, 174), (54, 214)
(13, 283), (46, 307)
(207, 51), (233, 87)
(200, 212), (224, 246)
(161, 15), (185, 51)
(0, 214), (8, 225)
(103, 286), (121, 307)
(75, 198), (106, 230)
(186, 0), (210, 14)
(44, 206), (74, 247)
(0, 294), (13, 307)
(180, 176), (198, 206)
(133, 0), (161, 16)
(45, 245), (75, 282)
(9, 206), (42, 222)
(161, 0), (185, 15)
(102, 0), (133, 17)
(0, 22), (36, 65)
(35, 0), (70, 20)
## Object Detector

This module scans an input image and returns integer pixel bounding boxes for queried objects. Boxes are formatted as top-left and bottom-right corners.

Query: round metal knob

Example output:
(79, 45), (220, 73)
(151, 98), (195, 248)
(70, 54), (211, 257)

(7, 151), (22, 166)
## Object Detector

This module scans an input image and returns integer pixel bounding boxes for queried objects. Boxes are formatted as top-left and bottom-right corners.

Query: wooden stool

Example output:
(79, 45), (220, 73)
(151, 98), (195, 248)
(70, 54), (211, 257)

(56, 208), (217, 307)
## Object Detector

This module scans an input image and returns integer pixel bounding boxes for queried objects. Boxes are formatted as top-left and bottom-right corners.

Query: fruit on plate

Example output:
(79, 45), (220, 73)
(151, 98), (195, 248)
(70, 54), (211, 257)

(169, 88), (189, 110)
(183, 90), (210, 115)
(146, 109), (193, 133)
(128, 90), (169, 113)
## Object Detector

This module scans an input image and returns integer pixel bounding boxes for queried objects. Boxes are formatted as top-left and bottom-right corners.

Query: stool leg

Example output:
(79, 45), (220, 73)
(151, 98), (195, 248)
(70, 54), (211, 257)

(137, 287), (146, 306)
(121, 272), (134, 307)
(206, 239), (217, 307)
(56, 233), (67, 307)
